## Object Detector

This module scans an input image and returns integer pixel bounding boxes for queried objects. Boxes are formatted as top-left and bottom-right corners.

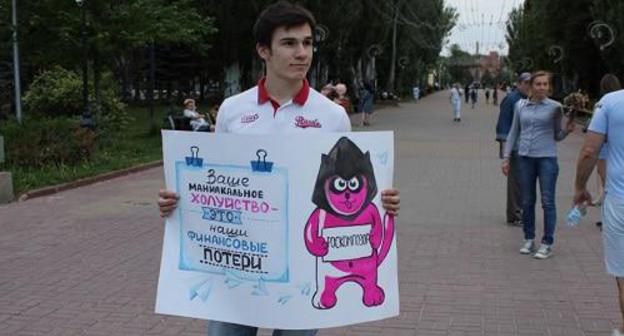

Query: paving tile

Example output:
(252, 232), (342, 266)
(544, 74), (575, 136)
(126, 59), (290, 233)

(0, 92), (619, 335)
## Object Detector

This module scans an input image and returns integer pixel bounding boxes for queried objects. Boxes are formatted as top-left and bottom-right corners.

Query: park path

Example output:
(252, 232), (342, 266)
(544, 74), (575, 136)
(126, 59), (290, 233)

(0, 90), (619, 336)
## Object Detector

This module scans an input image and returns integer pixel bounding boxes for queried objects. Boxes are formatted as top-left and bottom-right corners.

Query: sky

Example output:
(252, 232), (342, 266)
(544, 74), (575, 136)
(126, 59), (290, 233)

(442, 0), (525, 56)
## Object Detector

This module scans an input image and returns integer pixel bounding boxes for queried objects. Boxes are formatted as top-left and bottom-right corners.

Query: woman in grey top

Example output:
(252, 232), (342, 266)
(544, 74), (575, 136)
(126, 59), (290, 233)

(501, 71), (576, 259)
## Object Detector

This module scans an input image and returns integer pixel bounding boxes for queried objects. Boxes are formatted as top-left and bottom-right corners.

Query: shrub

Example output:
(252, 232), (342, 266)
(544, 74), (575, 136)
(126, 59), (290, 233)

(95, 73), (132, 142)
(23, 67), (131, 131)
(23, 66), (83, 118)
(0, 117), (95, 167)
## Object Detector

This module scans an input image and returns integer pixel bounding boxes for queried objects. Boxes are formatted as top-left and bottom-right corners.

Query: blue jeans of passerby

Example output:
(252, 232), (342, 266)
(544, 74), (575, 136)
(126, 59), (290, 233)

(207, 321), (317, 336)
(518, 156), (559, 245)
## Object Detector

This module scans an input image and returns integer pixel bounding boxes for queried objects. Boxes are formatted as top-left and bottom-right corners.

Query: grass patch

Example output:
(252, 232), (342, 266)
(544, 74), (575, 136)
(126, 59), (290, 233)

(2, 104), (173, 196)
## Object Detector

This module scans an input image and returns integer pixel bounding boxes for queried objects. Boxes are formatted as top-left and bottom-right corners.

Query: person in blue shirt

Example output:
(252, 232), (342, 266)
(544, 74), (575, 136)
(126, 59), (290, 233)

(573, 83), (624, 336)
(495, 73), (531, 226)
(574, 85), (624, 336)
(502, 71), (575, 260)
(591, 74), (621, 229)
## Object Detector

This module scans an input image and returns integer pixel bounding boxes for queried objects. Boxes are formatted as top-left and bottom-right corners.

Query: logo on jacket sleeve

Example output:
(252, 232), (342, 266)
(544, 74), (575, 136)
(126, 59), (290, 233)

(295, 116), (322, 128)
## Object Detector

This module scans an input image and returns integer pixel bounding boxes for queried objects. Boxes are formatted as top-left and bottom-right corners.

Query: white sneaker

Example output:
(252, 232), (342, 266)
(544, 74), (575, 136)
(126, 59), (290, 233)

(519, 240), (534, 254)
(612, 329), (624, 336)
(534, 244), (553, 259)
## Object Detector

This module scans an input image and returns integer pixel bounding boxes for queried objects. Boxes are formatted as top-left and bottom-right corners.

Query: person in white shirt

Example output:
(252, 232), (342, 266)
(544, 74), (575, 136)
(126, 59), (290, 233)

(157, 2), (401, 335)
(182, 98), (210, 131)
(449, 83), (462, 122)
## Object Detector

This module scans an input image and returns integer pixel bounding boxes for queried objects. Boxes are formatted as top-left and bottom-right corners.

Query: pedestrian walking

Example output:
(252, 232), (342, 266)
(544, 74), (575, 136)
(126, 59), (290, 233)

(464, 83), (470, 103)
(502, 71), (576, 259)
(590, 74), (622, 229)
(470, 86), (478, 109)
(485, 88), (491, 104)
(157, 2), (401, 335)
(572, 80), (624, 336)
(359, 81), (375, 126)
(495, 73), (531, 226)
(450, 83), (462, 122)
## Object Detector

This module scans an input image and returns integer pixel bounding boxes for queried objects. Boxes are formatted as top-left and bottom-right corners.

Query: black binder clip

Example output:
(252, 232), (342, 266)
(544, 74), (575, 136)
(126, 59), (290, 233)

(250, 149), (273, 172)
(185, 146), (203, 167)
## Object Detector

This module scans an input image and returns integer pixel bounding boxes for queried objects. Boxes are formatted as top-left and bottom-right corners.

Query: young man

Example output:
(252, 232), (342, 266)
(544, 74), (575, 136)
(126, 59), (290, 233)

(573, 88), (624, 336)
(158, 2), (400, 335)
(495, 73), (530, 226)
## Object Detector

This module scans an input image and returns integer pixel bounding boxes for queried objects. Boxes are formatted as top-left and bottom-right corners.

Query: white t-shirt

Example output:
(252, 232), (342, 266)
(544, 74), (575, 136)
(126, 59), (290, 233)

(589, 89), (624, 198)
(449, 88), (461, 104)
(215, 79), (351, 134)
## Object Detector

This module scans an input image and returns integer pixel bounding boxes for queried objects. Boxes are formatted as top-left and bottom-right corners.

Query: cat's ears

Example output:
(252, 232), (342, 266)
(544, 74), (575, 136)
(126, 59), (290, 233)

(321, 154), (335, 166)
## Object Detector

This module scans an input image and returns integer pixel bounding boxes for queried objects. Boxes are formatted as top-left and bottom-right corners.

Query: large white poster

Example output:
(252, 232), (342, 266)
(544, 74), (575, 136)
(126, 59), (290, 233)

(156, 130), (398, 329)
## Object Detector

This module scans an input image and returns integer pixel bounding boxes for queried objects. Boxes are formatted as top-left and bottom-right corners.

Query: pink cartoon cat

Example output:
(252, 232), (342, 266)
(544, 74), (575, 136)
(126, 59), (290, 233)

(304, 137), (394, 309)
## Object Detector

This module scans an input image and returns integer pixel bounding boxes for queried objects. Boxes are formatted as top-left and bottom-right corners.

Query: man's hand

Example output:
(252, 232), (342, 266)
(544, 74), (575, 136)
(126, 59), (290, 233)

(158, 189), (179, 218)
(573, 188), (592, 207)
(501, 160), (510, 176)
(381, 188), (400, 216)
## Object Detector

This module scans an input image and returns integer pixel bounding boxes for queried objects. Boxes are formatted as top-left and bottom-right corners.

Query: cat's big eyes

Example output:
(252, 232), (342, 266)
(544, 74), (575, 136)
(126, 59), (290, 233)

(333, 178), (347, 192)
(348, 177), (360, 191)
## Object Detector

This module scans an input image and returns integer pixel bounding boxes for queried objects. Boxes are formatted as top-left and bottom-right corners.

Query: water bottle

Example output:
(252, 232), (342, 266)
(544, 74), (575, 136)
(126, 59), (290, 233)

(566, 204), (587, 227)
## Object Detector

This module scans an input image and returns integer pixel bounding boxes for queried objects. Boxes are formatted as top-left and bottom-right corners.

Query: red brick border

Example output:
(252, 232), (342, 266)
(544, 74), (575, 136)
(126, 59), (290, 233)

(18, 160), (163, 202)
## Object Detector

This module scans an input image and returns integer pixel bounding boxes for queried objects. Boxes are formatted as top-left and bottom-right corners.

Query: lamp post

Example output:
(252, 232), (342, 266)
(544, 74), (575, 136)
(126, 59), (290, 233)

(11, 0), (22, 123)
(75, 0), (92, 129)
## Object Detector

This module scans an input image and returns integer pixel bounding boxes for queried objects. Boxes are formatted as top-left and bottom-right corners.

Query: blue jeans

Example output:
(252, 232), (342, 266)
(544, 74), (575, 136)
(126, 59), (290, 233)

(518, 156), (559, 245)
(207, 321), (318, 336)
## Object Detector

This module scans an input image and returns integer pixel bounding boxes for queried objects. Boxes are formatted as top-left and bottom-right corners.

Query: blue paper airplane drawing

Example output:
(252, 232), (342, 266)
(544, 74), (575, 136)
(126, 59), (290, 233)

(224, 270), (243, 289)
(277, 294), (293, 305)
(252, 277), (269, 296)
(297, 282), (311, 296)
(377, 151), (389, 165)
(189, 278), (213, 302)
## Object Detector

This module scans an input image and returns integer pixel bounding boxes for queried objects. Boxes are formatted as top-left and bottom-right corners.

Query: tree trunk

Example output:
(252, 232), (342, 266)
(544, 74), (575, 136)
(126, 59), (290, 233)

(224, 62), (241, 97)
(386, 2), (399, 93)
(200, 75), (205, 102)
(166, 81), (173, 102)
(93, 53), (102, 121)
(148, 43), (156, 129)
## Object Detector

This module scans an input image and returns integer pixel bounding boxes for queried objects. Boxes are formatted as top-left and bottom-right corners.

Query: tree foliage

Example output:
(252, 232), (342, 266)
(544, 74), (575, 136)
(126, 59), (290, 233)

(505, 0), (623, 96)
(445, 44), (476, 85)
(2, 0), (456, 116)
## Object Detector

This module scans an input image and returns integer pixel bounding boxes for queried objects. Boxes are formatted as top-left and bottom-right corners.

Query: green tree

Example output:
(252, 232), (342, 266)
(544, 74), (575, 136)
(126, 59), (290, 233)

(505, 0), (622, 96)
(446, 44), (476, 85)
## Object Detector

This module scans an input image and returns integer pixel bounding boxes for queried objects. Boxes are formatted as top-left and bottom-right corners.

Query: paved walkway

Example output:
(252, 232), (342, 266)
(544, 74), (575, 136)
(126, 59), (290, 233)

(0, 91), (619, 336)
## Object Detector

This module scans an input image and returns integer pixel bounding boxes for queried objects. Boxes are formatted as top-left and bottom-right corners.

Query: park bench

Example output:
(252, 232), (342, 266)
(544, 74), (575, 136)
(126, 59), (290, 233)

(164, 115), (193, 131)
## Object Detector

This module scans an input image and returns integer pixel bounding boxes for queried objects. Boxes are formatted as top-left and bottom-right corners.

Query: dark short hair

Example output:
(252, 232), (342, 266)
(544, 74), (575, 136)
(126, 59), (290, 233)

(600, 74), (622, 96)
(253, 1), (316, 47)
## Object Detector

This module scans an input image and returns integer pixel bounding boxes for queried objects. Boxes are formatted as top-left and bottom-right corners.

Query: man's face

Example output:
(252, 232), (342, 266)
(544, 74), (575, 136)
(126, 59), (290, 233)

(257, 24), (313, 81)
(517, 80), (531, 95)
